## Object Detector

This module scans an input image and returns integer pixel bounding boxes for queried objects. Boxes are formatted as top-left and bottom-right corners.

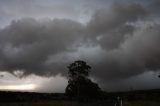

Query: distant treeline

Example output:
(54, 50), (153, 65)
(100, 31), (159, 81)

(0, 89), (160, 102)
(0, 91), (67, 102)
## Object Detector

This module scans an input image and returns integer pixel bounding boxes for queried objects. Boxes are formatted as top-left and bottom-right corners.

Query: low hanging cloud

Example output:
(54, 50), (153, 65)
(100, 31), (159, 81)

(91, 25), (160, 81)
(0, 1), (160, 83)
(0, 18), (84, 76)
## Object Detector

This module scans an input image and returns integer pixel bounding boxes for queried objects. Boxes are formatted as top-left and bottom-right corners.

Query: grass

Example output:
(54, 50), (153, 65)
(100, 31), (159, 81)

(1, 100), (160, 106)
(0, 100), (78, 106)
(124, 101), (160, 106)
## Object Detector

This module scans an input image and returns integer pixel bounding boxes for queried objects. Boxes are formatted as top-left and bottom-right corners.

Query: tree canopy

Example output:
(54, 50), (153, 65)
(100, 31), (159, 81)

(65, 60), (102, 101)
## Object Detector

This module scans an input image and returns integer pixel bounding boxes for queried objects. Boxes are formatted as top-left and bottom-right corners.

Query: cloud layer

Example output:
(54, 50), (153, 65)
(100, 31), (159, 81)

(0, 18), (84, 76)
(0, 1), (160, 85)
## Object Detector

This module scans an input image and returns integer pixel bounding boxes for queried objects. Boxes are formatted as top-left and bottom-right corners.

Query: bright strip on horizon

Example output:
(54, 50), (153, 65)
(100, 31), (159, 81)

(0, 84), (36, 91)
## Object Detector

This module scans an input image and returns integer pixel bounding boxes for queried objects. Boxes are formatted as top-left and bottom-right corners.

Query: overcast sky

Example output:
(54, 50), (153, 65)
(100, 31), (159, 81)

(0, 0), (160, 92)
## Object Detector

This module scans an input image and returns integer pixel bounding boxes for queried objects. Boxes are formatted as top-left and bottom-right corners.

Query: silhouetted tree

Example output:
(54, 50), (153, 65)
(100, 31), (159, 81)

(65, 60), (102, 101)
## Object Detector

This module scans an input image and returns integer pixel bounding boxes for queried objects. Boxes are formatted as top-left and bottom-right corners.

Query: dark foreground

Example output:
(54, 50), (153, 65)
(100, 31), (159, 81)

(0, 100), (160, 106)
(0, 89), (160, 106)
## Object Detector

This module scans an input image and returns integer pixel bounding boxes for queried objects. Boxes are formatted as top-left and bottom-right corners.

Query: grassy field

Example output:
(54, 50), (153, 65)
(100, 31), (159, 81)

(0, 101), (78, 106)
(124, 101), (160, 106)
(0, 100), (160, 106)
(0, 89), (160, 106)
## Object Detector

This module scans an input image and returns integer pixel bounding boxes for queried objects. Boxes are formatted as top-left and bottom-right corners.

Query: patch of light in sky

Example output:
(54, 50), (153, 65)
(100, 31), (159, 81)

(0, 72), (67, 92)
(0, 84), (36, 91)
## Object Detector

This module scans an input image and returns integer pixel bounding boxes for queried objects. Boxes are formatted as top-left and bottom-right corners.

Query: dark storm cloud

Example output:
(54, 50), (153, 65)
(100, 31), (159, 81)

(87, 1), (160, 81)
(91, 25), (160, 81)
(0, 18), (84, 76)
(148, 0), (160, 15)
(87, 2), (146, 50)
(0, 1), (160, 84)
(88, 2), (146, 34)
(87, 2), (160, 81)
